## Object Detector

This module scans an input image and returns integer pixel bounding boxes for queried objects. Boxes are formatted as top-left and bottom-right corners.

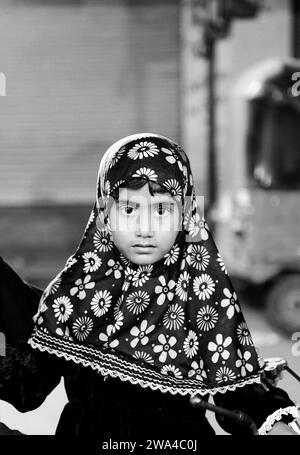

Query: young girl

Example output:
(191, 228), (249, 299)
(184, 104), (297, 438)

(0, 133), (298, 436)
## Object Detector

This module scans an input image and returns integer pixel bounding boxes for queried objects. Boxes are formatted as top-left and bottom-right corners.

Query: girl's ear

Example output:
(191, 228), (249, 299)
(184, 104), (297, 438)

(96, 196), (108, 230)
(97, 195), (106, 210)
(96, 195), (114, 236)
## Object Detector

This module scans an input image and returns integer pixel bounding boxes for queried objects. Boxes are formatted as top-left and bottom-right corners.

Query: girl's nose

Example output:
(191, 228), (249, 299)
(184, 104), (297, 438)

(136, 212), (153, 237)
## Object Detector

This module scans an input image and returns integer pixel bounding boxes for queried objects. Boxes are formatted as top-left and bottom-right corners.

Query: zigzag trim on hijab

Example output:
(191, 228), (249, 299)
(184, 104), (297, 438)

(28, 328), (263, 397)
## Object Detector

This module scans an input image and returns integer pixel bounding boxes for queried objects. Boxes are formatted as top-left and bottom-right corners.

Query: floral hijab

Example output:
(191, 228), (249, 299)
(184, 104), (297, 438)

(28, 133), (263, 397)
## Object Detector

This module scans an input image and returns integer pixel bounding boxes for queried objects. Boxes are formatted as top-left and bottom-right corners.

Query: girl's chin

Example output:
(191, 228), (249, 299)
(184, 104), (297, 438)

(125, 252), (162, 266)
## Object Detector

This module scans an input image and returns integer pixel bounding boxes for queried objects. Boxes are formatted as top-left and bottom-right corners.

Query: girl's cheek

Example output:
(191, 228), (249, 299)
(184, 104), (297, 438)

(124, 216), (138, 231)
(151, 217), (172, 233)
(116, 213), (133, 230)
(159, 213), (181, 231)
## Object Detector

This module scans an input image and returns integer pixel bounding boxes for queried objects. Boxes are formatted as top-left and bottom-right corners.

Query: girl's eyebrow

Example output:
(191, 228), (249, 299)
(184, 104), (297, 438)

(116, 199), (136, 206)
(117, 199), (175, 206)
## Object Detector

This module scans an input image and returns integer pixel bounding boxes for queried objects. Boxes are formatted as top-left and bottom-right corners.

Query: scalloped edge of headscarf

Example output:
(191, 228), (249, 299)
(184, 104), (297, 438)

(28, 329), (263, 397)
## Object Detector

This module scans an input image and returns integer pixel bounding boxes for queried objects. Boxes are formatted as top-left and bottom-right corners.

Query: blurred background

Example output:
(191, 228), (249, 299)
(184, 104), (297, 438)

(0, 0), (300, 435)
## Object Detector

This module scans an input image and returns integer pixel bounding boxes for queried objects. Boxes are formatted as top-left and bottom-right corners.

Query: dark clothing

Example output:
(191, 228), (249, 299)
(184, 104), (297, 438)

(0, 257), (295, 437)
(0, 422), (23, 435)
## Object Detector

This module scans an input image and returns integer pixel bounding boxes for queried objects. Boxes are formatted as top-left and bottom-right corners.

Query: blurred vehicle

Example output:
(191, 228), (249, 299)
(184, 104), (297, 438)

(214, 59), (300, 336)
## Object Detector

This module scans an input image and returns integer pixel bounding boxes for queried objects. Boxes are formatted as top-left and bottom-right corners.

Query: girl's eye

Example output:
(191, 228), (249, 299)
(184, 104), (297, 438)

(154, 204), (171, 216)
(121, 205), (136, 215)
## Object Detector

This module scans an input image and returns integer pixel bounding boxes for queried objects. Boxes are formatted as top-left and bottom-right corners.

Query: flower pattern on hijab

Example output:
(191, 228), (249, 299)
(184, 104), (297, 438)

(28, 133), (263, 396)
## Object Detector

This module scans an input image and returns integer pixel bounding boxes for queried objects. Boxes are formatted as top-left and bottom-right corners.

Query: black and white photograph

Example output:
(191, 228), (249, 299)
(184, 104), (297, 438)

(0, 0), (300, 446)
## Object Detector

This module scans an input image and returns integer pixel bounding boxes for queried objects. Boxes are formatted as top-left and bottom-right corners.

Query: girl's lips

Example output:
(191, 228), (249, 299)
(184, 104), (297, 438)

(132, 245), (156, 252)
(132, 244), (156, 248)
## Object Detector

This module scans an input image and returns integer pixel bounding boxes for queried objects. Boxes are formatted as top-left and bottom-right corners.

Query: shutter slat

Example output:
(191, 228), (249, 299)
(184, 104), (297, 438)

(0, 2), (179, 205)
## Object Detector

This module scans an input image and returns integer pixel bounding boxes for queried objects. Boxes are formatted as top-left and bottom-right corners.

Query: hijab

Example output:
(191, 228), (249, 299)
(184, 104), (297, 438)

(28, 133), (264, 397)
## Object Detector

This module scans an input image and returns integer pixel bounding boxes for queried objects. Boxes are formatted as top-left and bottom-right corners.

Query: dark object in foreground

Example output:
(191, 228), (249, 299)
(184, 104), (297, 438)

(190, 394), (258, 435)
(0, 422), (23, 435)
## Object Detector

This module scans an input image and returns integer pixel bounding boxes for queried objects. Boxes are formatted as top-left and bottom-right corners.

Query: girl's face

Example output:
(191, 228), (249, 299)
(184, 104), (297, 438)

(108, 184), (182, 265)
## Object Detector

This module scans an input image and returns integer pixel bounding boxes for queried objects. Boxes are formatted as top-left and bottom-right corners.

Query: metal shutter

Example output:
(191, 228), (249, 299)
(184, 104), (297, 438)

(0, 0), (179, 205)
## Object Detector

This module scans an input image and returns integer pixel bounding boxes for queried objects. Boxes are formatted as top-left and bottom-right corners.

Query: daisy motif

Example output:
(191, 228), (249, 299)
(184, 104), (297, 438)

(91, 290), (112, 317)
(180, 249), (191, 270)
(72, 316), (93, 341)
(189, 245), (210, 271)
(164, 148), (183, 171)
(161, 365), (183, 379)
(163, 303), (185, 330)
(188, 213), (209, 240)
(163, 179), (183, 200)
(193, 274), (215, 301)
(53, 296), (73, 323)
(176, 158), (183, 173)
(161, 147), (177, 164)
(82, 252), (102, 274)
(220, 288), (240, 319)
(93, 229), (113, 252)
(153, 334), (178, 363)
(163, 244), (180, 266)
(70, 275), (95, 300)
(216, 366), (236, 384)
(108, 146), (125, 169)
(154, 276), (176, 305)
(196, 305), (218, 331)
(127, 141), (159, 160)
(112, 311), (124, 333)
(113, 296), (123, 319)
(126, 291), (150, 314)
(175, 271), (190, 301)
(217, 253), (228, 274)
(208, 333), (232, 364)
(105, 259), (123, 279)
(119, 253), (130, 266)
(47, 276), (62, 295)
(122, 266), (135, 292)
(133, 351), (154, 365)
(183, 330), (199, 358)
(132, 167), (158, 181)
(132, 265), (153, 287)
(99, 324), (119, 349)
(188, 359), (207, 381)
(111, 179), (126, 194)
(130, 320), (155, 348)
(237, 322), (253, 346)
(55, 326), (73, 341)
(43, 275), (61, 298)
(33, 300), (48, 325)
(235, 350), (253, 377)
